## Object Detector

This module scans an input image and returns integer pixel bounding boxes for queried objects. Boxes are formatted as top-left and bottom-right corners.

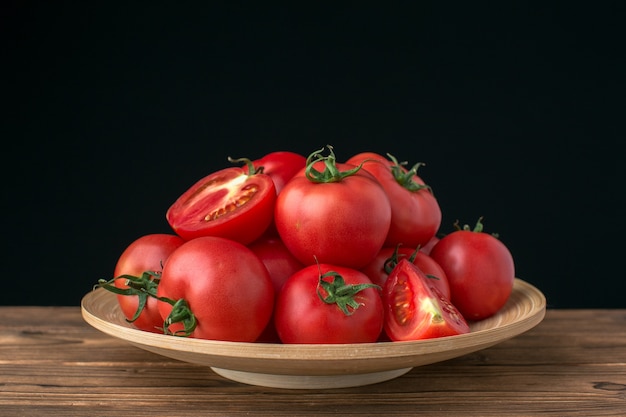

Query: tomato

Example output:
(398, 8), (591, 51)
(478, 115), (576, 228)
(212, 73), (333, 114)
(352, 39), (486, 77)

(275, 147), (391, 269)
(345, 152), (441, 248)
(429, 218), (515, 321)
(97, 234), (185, 333)
(274, 263), (384, 344)
(360, 245), (451, 300)
(166, 162), (276, 244)
(248, 233), (305, 295)
(245, 151), (306, 195)
(248, 233), (305, 342)
(382, 258), (470, 341)
(156, 236), (274, 342)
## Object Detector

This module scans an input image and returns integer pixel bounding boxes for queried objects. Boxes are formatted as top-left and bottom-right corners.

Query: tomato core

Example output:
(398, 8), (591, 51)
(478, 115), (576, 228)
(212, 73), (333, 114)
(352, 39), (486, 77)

(204, 183), (259, 221)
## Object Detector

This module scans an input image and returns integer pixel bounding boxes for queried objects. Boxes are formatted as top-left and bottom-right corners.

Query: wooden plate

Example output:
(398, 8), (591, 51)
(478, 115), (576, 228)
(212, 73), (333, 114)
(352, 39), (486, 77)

(81, 278), (546, 389)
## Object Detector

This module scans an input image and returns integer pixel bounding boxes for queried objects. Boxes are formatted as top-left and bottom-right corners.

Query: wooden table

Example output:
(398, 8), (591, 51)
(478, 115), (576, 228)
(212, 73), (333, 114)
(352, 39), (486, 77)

(1, 307), (624, 416)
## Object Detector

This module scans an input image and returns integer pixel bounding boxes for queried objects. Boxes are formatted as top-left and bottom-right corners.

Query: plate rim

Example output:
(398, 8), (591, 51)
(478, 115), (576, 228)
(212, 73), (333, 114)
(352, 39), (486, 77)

(81, 278), (546, 367)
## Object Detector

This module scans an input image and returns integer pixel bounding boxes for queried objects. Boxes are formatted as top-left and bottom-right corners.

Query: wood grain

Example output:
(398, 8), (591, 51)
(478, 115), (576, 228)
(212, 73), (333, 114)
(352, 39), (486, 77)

(1, 308), (625, 416)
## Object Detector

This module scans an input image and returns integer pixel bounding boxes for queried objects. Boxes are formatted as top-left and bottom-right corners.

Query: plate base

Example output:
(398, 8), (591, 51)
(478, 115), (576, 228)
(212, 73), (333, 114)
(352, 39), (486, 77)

(210, 367), (414, 389)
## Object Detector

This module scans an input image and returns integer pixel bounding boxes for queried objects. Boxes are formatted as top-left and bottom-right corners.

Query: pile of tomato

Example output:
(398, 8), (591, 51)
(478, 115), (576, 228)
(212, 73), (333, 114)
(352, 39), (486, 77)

(97, 146), (515, 344)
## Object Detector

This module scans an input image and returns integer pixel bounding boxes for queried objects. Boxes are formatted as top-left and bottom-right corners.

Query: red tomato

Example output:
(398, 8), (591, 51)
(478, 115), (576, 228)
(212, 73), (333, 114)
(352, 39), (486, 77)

(382, 259), (470, 341)
(249, 233), (305, 342)
(166, 164), (276, 244)
(245, 151), (306, 195)
(274, 263), (384, 344)
(360, 245), (451, 300)
(275, 147), (391, 269)
(248, 233), (305, 295)
(429, 219), (515, 321)
(98, 234), (184, 333)
(345, 152), (441, 248)
(156, 236), (274, 342)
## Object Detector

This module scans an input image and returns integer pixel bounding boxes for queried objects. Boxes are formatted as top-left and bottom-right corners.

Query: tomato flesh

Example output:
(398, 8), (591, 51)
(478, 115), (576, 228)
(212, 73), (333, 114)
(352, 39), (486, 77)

(166, 167), (276, 244)
(383, 259), (469, 341)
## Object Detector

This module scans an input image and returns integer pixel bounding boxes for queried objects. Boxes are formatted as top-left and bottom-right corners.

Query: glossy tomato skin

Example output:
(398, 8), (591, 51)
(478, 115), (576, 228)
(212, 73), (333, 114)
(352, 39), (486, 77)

(360, 246), (451, 300)
(274, 264), (384, 344)
(246, 151), (306, 195)
(274, 162), (391, 269)
(156, 236), (274, 342)
(249, 233), (305, 342)
(246, 151), (306, 237)
(383, 259), (469, 341)
(346, 152), (441, 248)
(248, 233), (305, 295)
(113, 234), (185, 332)
(429, 229), (515, 321)
(166, 167), (276, 245)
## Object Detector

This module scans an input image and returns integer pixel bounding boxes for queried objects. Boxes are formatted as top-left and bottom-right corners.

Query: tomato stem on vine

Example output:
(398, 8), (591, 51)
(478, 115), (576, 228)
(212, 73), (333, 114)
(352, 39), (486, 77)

(316, 270), (380, 316)
(95, 271), (160, 323)
(161, 297), (197, 337)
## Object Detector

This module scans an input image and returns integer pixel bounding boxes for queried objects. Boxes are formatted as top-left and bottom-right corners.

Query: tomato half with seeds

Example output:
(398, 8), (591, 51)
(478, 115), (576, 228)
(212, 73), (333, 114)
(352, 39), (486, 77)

(166, 162), (276, 244)
(383, 259), (469, 341)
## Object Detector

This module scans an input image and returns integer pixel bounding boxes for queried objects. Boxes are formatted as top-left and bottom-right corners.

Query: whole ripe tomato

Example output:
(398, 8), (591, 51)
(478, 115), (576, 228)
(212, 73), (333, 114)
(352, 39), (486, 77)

(156, 236), (274, 342)
(97, 234), (184, 333)
(166, 160), (276, 244)
(274, 263), (384, 344)
(249, 233), (305, 342)
(360, 245), (451, 300)
(429, 218), (515, 321)
(382, 258), (469, 341)
(345, 152), (441, 248)
(274, 147), (392, 269)
(245, 151), (306, 195)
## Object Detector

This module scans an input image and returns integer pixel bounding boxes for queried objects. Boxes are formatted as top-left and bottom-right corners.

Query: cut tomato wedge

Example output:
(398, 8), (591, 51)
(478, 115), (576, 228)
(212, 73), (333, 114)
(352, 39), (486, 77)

(383, 259), (469, 341)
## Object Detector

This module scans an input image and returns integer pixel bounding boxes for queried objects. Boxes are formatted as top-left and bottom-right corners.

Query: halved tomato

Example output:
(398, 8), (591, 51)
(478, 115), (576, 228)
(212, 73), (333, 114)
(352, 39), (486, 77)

(382, 258), (469, 341)
(166, 163), (276, 244)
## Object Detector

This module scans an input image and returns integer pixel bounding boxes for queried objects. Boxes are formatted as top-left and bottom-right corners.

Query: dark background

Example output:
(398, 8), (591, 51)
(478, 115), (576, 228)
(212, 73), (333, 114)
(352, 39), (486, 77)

(3, 2), (624, 308)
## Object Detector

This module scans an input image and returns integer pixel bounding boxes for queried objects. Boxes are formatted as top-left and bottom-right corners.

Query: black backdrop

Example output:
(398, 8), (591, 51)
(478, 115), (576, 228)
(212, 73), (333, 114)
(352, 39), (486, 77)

(4, 2), (624, 308)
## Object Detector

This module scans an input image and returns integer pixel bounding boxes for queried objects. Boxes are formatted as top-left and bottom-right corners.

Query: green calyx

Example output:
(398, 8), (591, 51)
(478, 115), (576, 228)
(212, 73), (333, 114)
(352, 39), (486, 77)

(382, 244), (440, 282)
(96, 271), (161, 323)
(386, 153), (432, 193)
(305, 145), (363, 183)
(316, 271), (381, 316)
(453, 217), (500, 238)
